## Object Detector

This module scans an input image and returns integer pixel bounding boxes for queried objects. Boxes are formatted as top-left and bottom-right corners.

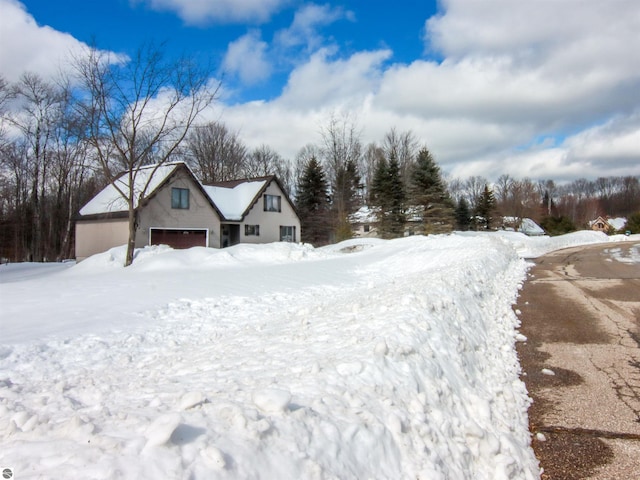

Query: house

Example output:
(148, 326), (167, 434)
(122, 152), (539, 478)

(75, 162), (300, 261)
(589, 216), (626, 234)
(350, 206), (378, 238)
(502, 217), (545, 236)
(349, 205), (423, 238)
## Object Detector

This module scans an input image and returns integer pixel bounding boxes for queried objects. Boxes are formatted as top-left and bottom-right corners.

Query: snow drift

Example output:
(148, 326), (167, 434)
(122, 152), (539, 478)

(2, 231), (629, 479)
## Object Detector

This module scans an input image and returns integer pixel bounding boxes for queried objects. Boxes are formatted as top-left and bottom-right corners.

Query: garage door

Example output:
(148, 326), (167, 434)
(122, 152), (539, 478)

(150, 229), (207, 249)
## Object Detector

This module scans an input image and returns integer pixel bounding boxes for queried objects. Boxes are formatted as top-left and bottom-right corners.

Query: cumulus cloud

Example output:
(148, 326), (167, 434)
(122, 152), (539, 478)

(275, 3), (354, 51)
(3, 0), (639, 182)
(229, 0), (640, 180)
(0, 0), (91, 82)
(223, 31), (272, 85)
(136, 0), (288, 24)
(563, 112), (640, 173)
(279, 48), (391, 108)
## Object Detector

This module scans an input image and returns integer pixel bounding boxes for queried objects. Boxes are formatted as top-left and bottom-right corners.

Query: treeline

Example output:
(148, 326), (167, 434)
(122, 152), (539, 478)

(1, 60), (639, 262)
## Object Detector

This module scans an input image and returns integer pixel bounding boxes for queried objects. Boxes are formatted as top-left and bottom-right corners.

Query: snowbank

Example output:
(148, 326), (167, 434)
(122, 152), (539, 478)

(0, 231), (622, 479)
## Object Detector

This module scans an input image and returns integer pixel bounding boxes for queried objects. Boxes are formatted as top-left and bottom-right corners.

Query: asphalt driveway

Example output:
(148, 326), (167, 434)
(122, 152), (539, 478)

(516, 241), (640, 479)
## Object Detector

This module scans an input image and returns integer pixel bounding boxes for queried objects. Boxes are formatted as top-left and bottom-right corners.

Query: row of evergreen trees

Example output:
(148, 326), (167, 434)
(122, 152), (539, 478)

(295, 147), (498, 245)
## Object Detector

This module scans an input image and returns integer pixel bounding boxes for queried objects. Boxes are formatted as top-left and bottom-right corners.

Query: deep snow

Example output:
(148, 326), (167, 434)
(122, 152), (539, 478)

(0, 231), (636, 479)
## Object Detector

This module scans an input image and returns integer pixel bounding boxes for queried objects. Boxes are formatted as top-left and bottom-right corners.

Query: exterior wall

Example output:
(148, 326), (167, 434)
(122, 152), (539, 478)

(136, 169), (222, 248)
(352, 223), (378, 238)
(241, 180), (301, 244)
(75, 218), (129, 261)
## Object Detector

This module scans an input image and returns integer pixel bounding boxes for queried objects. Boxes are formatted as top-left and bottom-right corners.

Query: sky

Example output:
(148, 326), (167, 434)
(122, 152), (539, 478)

(1, 0), (639, 182)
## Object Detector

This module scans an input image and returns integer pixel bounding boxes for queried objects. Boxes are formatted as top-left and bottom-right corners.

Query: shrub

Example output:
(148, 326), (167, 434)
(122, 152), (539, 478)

(540, 215), (577, 236)
(624, 212), (640, 234)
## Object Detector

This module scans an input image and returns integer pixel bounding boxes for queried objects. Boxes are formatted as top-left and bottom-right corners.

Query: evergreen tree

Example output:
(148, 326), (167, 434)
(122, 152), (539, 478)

(410, 148), (455, 234)
(540, 215), (576, 236)
(332, 159), (361, 241)
(455, 197), (471, 231)
(296, 156), (330, 246)
(370, 154), (406, 238)
(623, 212), (640, 234)
(475, 184), (497, 230)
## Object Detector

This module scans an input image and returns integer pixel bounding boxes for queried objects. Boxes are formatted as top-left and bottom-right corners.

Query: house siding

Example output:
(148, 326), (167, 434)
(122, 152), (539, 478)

(136, 169), (222, 248)
(241, 181), (300, 243)
(75, 218), (129, 261)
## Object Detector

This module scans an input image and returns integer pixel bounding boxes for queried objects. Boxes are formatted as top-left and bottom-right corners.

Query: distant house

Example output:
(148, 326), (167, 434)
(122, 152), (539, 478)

(350, 206), (378, 238)
(349, 205), (423, 238)
(589, 216), (626, 234)
(502, 217), (545, 236)
(75, 162), (300, 261)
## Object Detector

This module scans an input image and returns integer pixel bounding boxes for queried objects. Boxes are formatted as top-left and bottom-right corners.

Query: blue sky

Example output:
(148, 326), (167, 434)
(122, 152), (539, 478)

(2, 0), (640, 181)
(20, 0), (437, 102)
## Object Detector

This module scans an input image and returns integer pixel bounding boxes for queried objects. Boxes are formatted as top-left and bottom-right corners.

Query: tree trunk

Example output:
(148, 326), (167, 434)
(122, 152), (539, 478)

(125, 204), (136, 267)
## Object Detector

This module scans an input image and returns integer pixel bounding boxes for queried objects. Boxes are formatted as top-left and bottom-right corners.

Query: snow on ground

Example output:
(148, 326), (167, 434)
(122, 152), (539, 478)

(0, 231), (628, 479)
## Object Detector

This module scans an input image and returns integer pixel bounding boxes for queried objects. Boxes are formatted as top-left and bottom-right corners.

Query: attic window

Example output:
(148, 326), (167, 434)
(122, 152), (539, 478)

(264, 194), (281, 212)
(171, 188), (189, 209)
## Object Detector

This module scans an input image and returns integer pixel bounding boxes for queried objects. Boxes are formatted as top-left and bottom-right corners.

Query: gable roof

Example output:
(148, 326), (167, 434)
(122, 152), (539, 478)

(203, 176), (272, 221)
(79, 163), (183, 216)
(78, 164), (293, 223)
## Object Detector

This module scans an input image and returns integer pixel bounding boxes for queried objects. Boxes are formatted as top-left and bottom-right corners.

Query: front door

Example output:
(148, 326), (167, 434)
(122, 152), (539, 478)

(221, 224), (240, 248)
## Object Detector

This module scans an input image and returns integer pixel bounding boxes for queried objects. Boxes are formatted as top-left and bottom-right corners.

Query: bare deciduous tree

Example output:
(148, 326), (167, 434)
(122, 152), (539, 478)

(184, 121), (246, 183)
(382, 127), (419, 186)
(319, 112), (363, 239)
(74, 42), (218, 266)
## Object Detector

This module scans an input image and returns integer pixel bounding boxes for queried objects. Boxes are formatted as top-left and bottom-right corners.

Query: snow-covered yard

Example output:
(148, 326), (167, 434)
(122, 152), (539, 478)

(0, 231), (632, 479)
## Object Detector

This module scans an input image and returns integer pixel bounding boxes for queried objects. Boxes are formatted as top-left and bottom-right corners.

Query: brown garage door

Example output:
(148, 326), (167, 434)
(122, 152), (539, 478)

(150, 229), (207, 249)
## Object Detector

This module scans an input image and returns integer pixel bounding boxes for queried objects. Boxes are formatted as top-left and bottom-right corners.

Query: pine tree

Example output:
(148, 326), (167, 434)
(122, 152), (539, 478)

(296, 156), (330, 245)
(475, 184), (497, 230)
(332, 159), (361, 241)
(371, 154), (406, 238)
(455, 197), (471, 231)
(410, 148), (455, 234)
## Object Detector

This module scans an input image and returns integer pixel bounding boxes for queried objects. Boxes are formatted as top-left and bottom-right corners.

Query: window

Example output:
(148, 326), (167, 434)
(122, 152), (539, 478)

(280, 226), (296, 242)
(245, 224), (260, 236)
(363, 224), (370, 233)
(171, 188), (189, 209)
(264, 194), (281, 212)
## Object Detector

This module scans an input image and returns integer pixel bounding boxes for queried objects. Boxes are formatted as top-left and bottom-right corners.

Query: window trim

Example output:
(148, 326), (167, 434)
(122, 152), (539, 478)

(263, 194), (282, 212)
(171, 187), (190, 209)
(279, 225), (296, 242)
(244, 224), (260, 236)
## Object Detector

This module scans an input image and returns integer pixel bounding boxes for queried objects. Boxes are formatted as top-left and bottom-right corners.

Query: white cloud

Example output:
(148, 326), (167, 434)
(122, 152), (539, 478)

(137, 0), (288, 24)
(564, 112), (640, 173)
(275, 3), (353, 50)
(223, 31), (272, 85)
(278, 48), (391, 109)
(3, 0), (639, 182)
(0, 0), (91, 82)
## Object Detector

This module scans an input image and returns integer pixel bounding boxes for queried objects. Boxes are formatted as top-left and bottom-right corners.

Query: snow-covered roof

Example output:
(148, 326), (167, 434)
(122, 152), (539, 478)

(518, 218), (545, 236)
(203, 180), (267, 221)
(502, 217), (545, 236)
(79, 163), (183, 216)
(588, 216), (627, 231)
(349, 206), (377, 223)
(79, 162), (272, 222)
(608, 217), (627, 230)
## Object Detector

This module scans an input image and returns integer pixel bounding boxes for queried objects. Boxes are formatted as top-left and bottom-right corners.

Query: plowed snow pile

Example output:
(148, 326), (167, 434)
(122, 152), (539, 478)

(0, 231), (620, 479)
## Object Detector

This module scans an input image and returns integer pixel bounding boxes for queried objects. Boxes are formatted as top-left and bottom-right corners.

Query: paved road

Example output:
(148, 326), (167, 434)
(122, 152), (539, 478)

(516, 241), (640, 480)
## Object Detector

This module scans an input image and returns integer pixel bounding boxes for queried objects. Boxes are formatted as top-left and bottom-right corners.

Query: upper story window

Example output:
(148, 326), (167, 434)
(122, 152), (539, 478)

(264, 194), (281, 212)
(171, 188), (189, 209)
